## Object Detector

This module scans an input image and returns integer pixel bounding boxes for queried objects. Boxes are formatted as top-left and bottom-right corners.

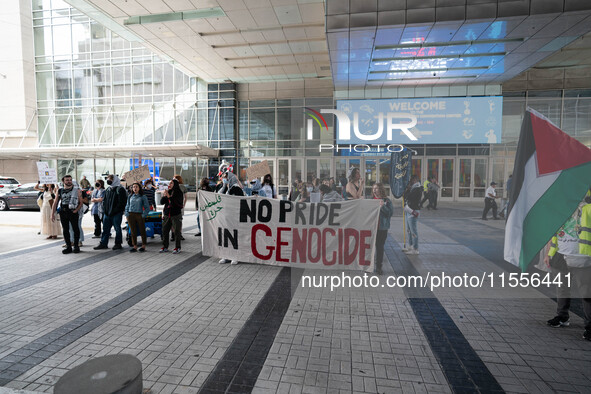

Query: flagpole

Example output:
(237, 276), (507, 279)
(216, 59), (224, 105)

(402, 196), (406, 249)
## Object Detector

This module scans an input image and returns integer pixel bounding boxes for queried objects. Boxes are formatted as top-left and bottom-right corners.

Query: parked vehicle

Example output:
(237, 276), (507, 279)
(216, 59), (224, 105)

(0, 177), (21, 192)
(0, 183), (41, 211)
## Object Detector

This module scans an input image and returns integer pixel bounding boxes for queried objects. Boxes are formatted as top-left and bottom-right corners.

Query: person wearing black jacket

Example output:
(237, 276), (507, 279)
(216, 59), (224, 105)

(403, 175), (423, 255)
(195, 178), (213, 237)
(94, 174), (128, 250)
(160, 179), (184, 253)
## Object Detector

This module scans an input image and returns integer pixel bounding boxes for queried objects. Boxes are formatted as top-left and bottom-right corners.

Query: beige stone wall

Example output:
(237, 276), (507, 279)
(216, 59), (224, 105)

(0, 160), (38, 185)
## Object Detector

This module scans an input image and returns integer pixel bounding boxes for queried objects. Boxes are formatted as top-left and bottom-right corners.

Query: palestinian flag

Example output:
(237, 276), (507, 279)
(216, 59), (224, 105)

(504, 108), (591, 271)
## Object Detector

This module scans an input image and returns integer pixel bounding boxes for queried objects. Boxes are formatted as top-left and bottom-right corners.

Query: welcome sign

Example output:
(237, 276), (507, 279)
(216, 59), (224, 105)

(198, 191), (380, 272)
(334, 96), (502, 144)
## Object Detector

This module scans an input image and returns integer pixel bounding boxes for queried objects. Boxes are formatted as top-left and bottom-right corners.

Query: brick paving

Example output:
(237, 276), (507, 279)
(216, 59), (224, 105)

(0, 206), (590, 393)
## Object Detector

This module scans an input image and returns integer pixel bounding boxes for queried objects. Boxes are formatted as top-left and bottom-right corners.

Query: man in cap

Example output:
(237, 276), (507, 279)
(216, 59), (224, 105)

(482, 181), (500, 220)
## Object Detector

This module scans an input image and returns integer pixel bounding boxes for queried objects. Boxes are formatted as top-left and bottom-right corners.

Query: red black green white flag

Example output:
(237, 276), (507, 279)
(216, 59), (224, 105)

(504, 108), (591, 271)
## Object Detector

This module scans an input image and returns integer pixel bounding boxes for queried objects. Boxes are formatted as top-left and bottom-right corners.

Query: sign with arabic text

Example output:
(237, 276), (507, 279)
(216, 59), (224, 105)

(197, 191), (380, 271)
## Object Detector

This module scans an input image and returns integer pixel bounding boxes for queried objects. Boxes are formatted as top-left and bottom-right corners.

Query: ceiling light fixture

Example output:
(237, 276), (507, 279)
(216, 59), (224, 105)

(124, 7), (225, 25)
(369, 66), (489, 74)
(375, 37), (524, 50)
(372, 52), (506, 62)
(370, 75), (479, 81)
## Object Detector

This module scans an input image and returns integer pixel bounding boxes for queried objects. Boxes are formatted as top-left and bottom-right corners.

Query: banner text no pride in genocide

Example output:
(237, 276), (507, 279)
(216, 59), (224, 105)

(198, 191), (380, 272)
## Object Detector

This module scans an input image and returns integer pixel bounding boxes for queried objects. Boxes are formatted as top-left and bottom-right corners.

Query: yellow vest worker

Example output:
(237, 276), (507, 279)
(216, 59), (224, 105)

(579, 202), (591, 256)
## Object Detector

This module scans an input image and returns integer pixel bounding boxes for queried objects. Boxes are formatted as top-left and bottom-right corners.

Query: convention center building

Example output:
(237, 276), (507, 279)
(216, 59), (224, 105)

(1, 0), (591, 201)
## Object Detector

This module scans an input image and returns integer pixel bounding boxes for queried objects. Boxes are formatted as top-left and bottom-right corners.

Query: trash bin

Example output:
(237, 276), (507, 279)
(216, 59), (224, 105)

(54, 354), (142, 394)
(155, 191), (162, 205)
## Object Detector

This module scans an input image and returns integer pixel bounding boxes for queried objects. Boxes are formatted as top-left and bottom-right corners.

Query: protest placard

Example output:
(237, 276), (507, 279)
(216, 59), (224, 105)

(245, 160), (271, 180)
(197, 191), (380, 272)
(36, 162), (58, 184)
(122, 165), (151, 185)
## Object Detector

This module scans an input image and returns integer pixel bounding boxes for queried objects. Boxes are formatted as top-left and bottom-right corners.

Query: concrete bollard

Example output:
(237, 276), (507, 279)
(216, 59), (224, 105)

(54, 354), (142, 394)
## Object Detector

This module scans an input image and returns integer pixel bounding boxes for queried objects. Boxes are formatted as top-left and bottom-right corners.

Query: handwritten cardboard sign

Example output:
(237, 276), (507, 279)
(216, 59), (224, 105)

(36, 162), (58, 184)
(245, 160), (271, 180)
(122, 165), (151, 185)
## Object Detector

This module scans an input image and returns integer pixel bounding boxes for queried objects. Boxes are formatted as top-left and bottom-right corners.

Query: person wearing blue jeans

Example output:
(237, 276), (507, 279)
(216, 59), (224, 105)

(94, 174), (127, 251)
(403, 176), (422, 255)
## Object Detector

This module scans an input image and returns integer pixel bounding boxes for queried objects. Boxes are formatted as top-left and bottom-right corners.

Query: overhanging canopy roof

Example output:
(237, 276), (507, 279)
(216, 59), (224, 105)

(0, 144), (219, 160)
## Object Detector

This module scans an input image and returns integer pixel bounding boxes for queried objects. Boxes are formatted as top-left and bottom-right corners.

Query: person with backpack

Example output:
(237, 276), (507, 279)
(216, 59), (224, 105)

(93, 174), (127, 250)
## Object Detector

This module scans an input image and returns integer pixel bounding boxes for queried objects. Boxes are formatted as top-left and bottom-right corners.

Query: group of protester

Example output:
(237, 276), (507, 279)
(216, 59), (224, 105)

(38, 164), (401, 279)
(36, 173), (189, 255)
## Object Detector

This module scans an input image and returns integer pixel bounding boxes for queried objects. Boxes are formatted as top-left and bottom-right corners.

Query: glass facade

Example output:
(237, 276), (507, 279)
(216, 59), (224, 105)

(30, 1), (591, 198)
(33, 0), (202, 147)
(31, 0), (238, 188)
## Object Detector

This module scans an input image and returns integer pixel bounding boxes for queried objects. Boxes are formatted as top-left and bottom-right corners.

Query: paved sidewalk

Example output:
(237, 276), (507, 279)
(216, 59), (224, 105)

(0, 204), (589, 393)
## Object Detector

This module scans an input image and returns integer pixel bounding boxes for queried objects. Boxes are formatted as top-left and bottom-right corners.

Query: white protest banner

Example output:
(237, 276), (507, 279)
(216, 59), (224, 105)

(245, 160), (271, 180)
(36, 162), (58, 184)
(198, 191), (380, 272)
(122, 165), (151, 185)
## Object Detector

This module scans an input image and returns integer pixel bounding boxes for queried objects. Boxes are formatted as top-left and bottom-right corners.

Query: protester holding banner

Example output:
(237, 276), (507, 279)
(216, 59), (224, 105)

(319, 184), (343, 202)
(296, 184), (310, 203)
(160, 179), (184, 254)
(219, 171), (244, 196)
(346, 168), (364, 200)
(261, 174), (277, 199)
(195, 178), (213, 237)
(288, 181), (301, 202)
(40, 184), (59, 239)
(403, 176), (422, 255)
(373, 182), (393, 275)
(217, 164), (243, 265)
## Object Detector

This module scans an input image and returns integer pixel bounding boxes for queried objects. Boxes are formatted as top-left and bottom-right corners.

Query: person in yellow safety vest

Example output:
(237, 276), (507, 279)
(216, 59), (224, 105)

(580, 189), (591, 256)
(544, 189), (591, 341)
(419, 179), (430, 208)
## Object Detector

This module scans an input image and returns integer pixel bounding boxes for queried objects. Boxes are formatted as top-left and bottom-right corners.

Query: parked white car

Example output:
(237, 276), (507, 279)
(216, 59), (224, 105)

(0, 176), (21, 192)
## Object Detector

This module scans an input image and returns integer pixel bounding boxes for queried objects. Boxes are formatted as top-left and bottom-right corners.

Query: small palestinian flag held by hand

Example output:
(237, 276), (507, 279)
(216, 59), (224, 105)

(504, 108), (591, 271)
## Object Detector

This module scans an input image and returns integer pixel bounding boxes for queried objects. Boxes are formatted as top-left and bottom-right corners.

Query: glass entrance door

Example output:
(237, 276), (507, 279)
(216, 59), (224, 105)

(425, 158), (454, 200)
(458, 158), (472, 198)
(457, 157), (487, 198)
(441, 158), (454, 198)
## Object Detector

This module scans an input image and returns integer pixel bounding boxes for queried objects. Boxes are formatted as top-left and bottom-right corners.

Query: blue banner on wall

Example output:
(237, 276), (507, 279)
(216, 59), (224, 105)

(335, 96), (502, 144)
(390, 148), (412, 199)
